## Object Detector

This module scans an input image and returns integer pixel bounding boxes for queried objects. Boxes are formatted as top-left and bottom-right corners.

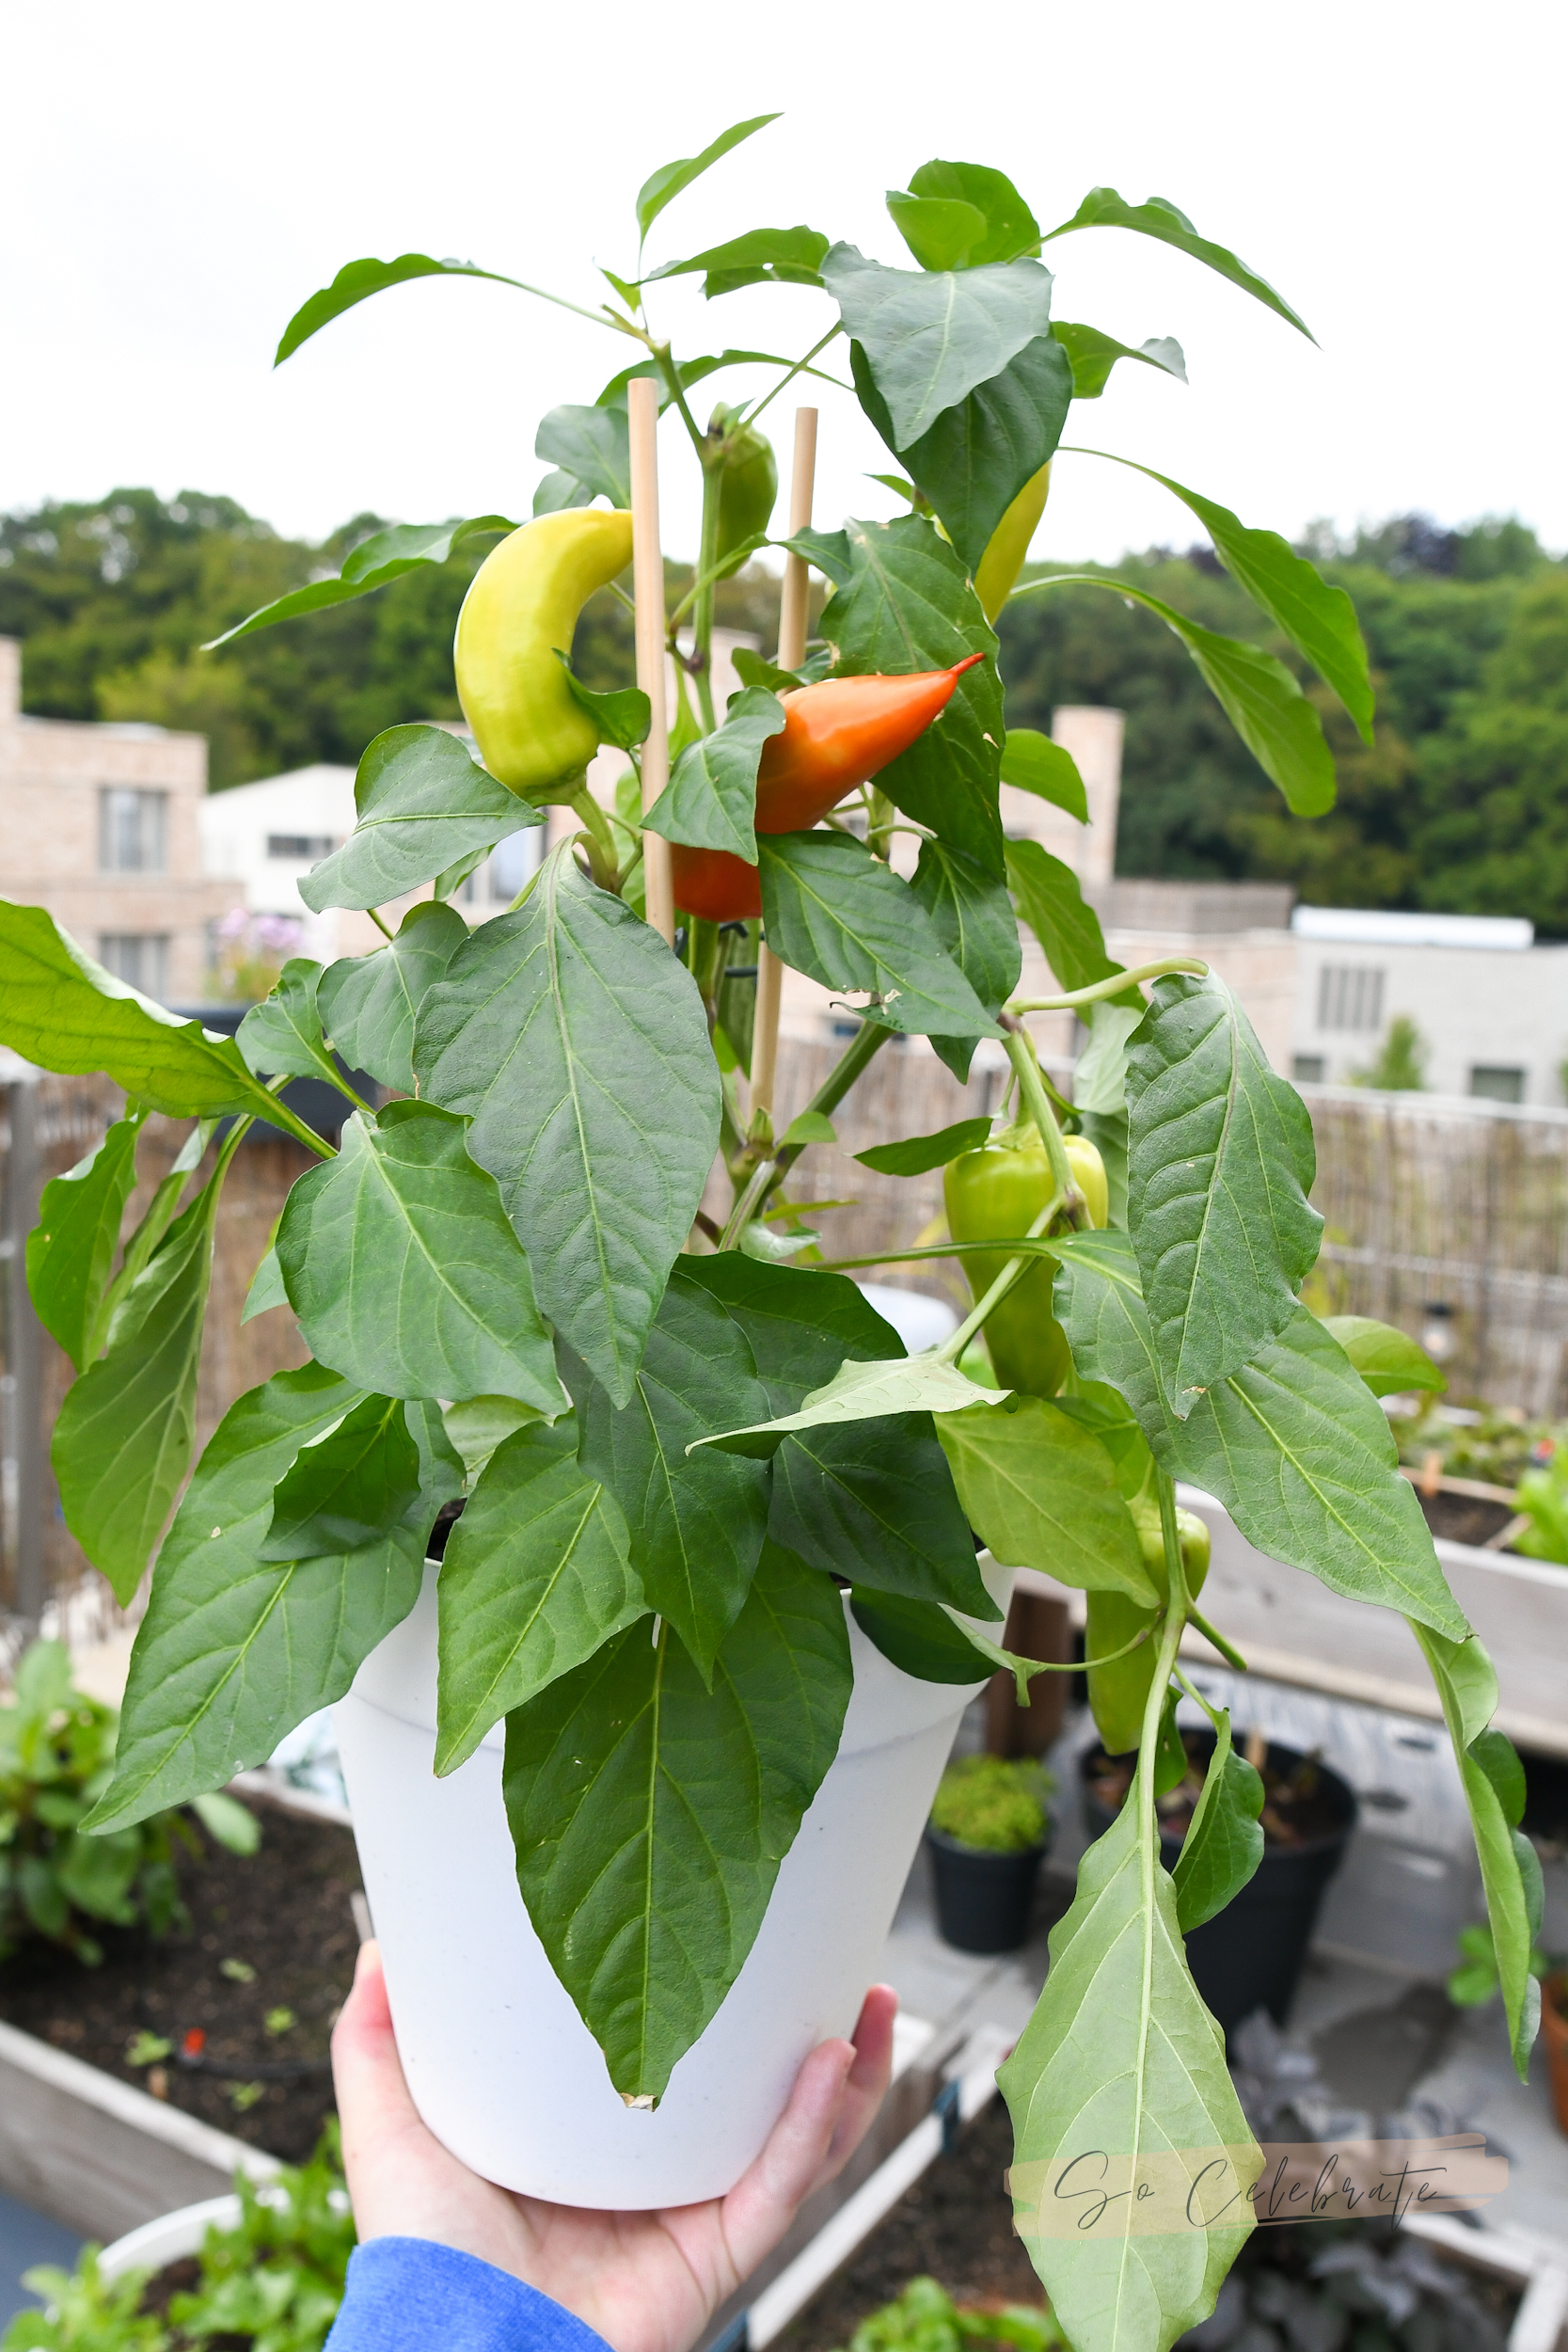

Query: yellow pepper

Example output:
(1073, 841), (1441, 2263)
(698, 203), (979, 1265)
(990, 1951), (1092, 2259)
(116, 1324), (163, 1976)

(454, 509), (635, 801)
(973, 461), (1051, 624)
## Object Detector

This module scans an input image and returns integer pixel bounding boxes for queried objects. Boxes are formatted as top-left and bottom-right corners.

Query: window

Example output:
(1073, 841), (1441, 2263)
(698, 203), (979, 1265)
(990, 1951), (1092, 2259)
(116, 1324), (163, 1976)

(1470, 1065), (1525, 1104)
(1316, 964), (1385, 1032)
(1292, 1054), (1326, 1085)
(266, 834), (337, 860)
(99, 934), (169, 998)
(99, 788), (167, 873)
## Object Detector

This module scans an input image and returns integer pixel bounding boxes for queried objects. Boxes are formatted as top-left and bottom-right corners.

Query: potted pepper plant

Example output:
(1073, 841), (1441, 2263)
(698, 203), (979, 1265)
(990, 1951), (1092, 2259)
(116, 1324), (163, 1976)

(0, 120), (1543, 2352)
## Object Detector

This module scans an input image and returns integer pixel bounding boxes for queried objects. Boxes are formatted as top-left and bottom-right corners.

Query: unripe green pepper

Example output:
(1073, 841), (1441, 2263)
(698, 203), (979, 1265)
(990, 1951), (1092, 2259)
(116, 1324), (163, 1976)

(715, 423), (778, 563)
(1086, 1505), (1212, 1755)
(973, 460), (1051, 624)
(454, 509), (635, 800)
(942, 1126), (1107, 1397)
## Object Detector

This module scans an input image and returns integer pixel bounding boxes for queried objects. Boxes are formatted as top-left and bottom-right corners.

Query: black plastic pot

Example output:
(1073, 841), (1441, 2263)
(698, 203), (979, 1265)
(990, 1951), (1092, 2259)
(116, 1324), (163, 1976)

(1081, 1735), (1356, 2036)
(925, 1824), (1051, 1954)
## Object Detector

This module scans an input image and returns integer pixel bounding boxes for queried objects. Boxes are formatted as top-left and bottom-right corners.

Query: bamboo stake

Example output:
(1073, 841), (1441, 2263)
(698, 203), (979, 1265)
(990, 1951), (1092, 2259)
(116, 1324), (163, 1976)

(751, 405), (817, 1123)
(627, 377), (674, 946)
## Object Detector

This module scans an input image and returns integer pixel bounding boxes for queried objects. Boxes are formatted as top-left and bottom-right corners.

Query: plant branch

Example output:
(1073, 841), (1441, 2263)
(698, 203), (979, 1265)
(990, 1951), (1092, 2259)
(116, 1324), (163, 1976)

(1001, 1019), (1078, 1213)
(366, 908), (394, 943)
(742, 324), (846, 430)
(1187, 1606), (1249, 1673)
(1006, 957), (1209, 1013)
(937, 1185), (1065, 1364)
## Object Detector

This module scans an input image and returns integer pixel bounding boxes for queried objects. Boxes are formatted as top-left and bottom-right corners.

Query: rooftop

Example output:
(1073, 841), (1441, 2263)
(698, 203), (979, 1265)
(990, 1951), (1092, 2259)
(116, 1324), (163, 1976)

(1291, 906), (1535, 951)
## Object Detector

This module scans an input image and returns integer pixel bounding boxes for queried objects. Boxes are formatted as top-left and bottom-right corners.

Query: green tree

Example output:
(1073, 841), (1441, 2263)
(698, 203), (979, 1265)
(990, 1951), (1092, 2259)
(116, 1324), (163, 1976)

(1353, 1013), (1428, 1090)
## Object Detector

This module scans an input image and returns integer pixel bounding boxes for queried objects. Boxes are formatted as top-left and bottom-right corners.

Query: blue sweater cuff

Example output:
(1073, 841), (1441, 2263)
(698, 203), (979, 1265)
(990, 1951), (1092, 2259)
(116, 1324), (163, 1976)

(325, 2237), (618, 2352)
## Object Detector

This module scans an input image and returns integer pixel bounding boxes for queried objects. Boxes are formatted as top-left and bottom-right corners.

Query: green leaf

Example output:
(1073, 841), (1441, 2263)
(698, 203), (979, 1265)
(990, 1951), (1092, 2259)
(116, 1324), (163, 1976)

(1170, 1706), (1265, 1931)
(1322, 1315), (1447, 1397)
(533, 470), (595, 516)
(415, 849), (720, 1403)
(318, 900), (469, 1096)
(758, 832), (1001, 1042)
(695, 1349), (1006, 1457)
(554, 653), (651, 752)
(190, 1792), (262, 1855)
(643, 688), (787, 862)
(821, 246), (1057, 446)
(911, 839), (1022, 1082)
(998, 730), (1088, 820)
(1053, 1249), (1470, 1640)
(1006, 841), (1140, 1005)
(887, 193), (990, 272)
(732, 648), (810, 695)
(852, 1586), (1058, 1703)
(935, 1397), (1158, 1604)
(0, 900), (283, 1120)
(260, 1391), (420, 1560)
(435, 1419), (641, 1773)
(52, 1175), (221, 1602)
(25, 1112), (143, 1371)
(596, 350), (840, 410)
(84, 1364), (427, 1832)
(784, 527), (854, 586)
(818, 516), (1004, 875)
(1072, 453), (1374, 741)
(1041, 188), (1313, 340)
(442, 1393), (546, 1484)
(906, 161), (1042, 267)
(275, 1102), (561, 1408)
(1001, 1790), (1259, 2347)
(781, 1110), (836, 1148)
(1126, 973), (1323, 1412)
(855, 1117), (991, 1177)
(635, 114), (782, 240)
(202, 516), (515, 648)
(1051, 323), (1187, 400)
(242, 1243), (287, 1323)
(235, 960), (357, 1102)
(299, 725), (537, 915)
(562, 1266), (773, 1677)
(1080, 1109), (1130, 1231)
(276, 252), (532, 363)
(503, 1542), (850, 2097)
(645, 226), (829, 296)
(99, 1120), (212, 1327)
(850, 336), (1072, 577)
(1072, 1001), (1146, 1117)
(679, 1255), (996, 1619)
(535, 406), (632, 509)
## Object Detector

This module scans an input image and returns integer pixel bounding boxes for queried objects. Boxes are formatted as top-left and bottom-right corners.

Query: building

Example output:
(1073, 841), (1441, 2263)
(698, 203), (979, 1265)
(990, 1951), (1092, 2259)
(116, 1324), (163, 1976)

(0, 637), (231, 1000)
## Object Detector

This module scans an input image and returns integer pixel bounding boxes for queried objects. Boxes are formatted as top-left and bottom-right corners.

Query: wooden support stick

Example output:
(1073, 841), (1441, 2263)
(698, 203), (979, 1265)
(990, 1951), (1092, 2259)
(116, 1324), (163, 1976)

(627, 377), (674, 946)
(751, 406), (818, 1122)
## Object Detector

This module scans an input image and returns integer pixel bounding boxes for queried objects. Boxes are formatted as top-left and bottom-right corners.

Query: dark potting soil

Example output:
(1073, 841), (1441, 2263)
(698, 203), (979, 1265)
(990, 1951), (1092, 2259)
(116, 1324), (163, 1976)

(1416, 1488), (1517, 1548)
(0, 1800), (360, 2162)
(1085, 1735), (1345, 1849)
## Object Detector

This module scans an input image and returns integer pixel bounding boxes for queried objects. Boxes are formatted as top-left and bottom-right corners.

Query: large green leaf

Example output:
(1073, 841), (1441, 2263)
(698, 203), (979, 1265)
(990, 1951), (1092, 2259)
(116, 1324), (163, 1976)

(1002, 1793), (1259, 2348)
(936, 1397), (1158, 1604)
(84, 1365), (434, 1833)
(885, 193), (989, 272)
(911, 838), (1022, 1082)
(535, 407), (631, 508)
(1053, 1248), (1470, 1641)
(415, 850), (721, 1404)
(758, 832), (1000, 1042)
(821, 246), (1056, 446)
(1322, 1315), (1447, 1398)
(636, 114), (781, 240)
(998, 729), (1088, 820)
(562, 1266), (773, 1677)
(817, 516), (1004, 876)
(202, 516), (515, 648)
(1006, 842), (1141, 1005)
(850, 336), (1072, 577)
(236, 959), (359, 1099)
(275, 1102), (560, 1408)
(1170, 1706), (1265, 1932)
(1126, 974), (1323, 1412)
(276, 253), (533, 363)
(903, 160), (1042, 267)
(1052, 324), (1187, 400)
(299, 726), (537, 914)
(318, 900), (469, 1096)
(1041, 188), (1312, 341)
(643, 688), (787, 861)
(52, 1175), (221, 1602)
(644, 228), (829, 297)
(25, 1111), (143, 1371)
(1070, 452), (1373, 741)
(436, 1419), (641, 1774)
(260, 1392), (420, 1560)
(0, 901), (284, 1120)
(502, 1542), (850, 2099)
(696, 1349), (1005, 1456)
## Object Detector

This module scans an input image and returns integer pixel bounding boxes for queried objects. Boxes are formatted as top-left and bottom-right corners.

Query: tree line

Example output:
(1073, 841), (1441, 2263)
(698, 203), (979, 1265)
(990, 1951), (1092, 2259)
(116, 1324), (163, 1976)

(3, 489), (1564, 931)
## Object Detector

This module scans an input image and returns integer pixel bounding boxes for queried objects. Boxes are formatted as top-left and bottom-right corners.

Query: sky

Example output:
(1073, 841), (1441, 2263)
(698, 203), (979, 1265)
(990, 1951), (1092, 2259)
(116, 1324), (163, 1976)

(4, 0), (1563, 572)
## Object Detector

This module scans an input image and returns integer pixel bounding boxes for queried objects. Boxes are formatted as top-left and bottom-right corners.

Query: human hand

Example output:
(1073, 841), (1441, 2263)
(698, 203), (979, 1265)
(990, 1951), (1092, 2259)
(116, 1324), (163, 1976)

(331, 1939), (898, 2352)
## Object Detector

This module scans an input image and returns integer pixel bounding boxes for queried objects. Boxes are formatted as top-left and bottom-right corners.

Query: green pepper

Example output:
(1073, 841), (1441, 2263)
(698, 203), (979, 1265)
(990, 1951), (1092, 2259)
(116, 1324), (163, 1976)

(942, 1126), (1107, 1397)
(1085, 1505), (1212, 1755)
(714, 421), (778, 564)
(973, 460), (1051, 623)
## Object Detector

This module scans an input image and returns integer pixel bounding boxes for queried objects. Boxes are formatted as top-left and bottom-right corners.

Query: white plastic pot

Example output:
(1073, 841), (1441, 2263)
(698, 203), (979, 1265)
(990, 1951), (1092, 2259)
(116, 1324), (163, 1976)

(333, 1559), (1008, 2208)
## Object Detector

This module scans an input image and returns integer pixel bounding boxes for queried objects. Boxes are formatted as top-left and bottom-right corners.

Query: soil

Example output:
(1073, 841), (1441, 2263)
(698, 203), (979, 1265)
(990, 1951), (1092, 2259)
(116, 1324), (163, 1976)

(1084, 1735), (1347, 1849)
(1416, 1488), (1517, 1548)
(0, 1798), (360, 2162)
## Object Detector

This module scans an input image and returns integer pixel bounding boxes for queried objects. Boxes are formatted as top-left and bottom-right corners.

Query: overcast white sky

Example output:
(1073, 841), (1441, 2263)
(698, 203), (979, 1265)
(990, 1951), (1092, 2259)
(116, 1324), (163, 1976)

(4, 0), (1563, 571)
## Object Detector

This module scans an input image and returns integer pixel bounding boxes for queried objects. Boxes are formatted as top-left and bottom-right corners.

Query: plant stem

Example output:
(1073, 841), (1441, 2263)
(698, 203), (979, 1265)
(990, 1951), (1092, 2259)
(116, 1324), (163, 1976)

(937, 1186), (1065, 1364)
(729, 1019), (895, 1230)
(1188, 1605), (1249, 1673)
(719, 1155), (775, 1249)
(1001, 1020), (1078, 1212)
(566, 785), (620, 889)
(1006, 957), (1209, 1014)
(367, 908), (395, 943)
(742, 323), (846, 430)
(690, 439), (724, 735)
(1134, 1470), (1191, 1891)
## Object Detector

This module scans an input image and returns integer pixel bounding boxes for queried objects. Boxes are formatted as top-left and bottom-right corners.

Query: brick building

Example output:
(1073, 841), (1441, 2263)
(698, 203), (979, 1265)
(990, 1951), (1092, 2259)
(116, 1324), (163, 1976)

(0, 637), (231, 1002)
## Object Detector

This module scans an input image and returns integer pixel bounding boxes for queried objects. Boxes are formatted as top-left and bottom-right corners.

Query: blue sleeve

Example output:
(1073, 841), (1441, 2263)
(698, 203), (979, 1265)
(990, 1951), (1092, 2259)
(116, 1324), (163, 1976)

(325, 2237), (619, 2352)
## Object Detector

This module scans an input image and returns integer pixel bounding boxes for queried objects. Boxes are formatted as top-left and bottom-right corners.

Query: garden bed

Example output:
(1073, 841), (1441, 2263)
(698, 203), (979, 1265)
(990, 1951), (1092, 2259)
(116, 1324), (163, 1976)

(0, 1798), (359, 2164)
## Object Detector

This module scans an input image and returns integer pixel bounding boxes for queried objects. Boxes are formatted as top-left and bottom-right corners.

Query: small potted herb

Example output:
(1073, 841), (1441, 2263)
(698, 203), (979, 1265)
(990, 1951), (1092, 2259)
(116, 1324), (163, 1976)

(926, 1756), (1053, 1954)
